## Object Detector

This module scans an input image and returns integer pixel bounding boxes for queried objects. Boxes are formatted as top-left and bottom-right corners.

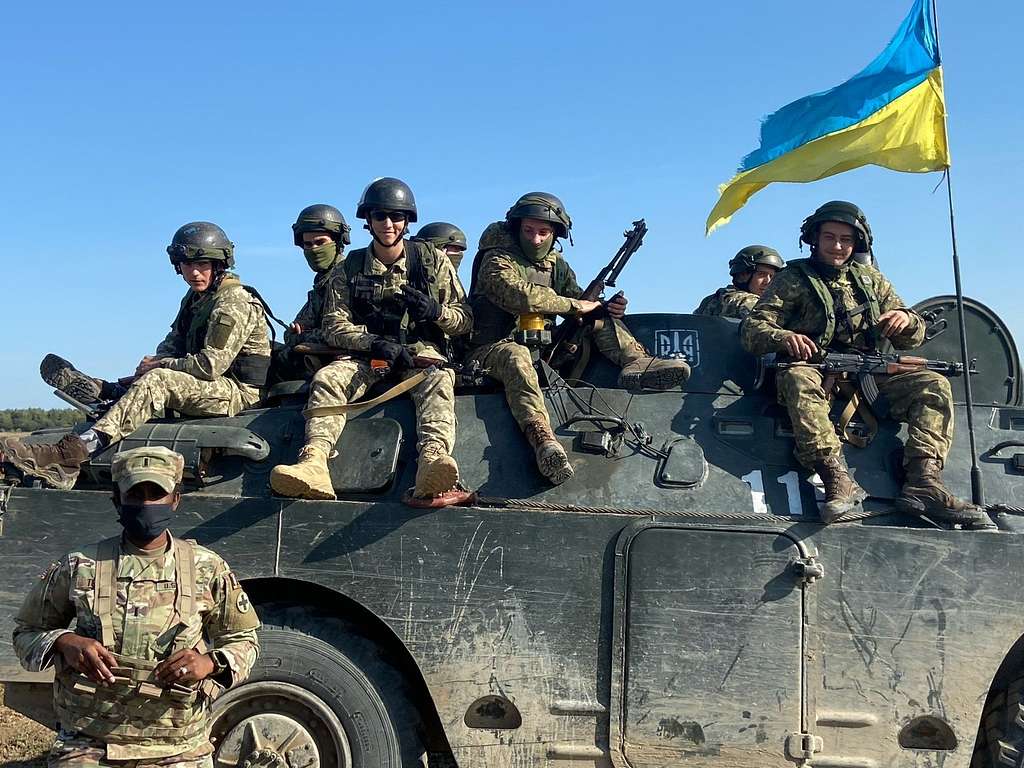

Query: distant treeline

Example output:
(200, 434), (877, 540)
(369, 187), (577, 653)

(0, 408), (81, 433)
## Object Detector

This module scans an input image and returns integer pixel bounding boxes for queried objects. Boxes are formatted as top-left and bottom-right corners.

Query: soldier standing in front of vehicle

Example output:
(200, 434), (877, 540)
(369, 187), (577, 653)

(740, 201), (987, 526)
(12, 446), (260, 767)
(465, 192), (690, 485)
(694, 245), (785, 319)
(1, 223), (271, 490)
(414, 222), (469, 270)
(270, 177), (472, 502)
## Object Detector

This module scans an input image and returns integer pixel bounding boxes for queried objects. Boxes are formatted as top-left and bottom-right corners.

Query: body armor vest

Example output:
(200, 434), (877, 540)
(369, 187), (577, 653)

(790, 259), (882, 350)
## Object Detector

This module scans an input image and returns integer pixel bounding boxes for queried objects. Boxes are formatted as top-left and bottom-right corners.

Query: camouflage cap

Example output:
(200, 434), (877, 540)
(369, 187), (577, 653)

(111, 446), (184, 495)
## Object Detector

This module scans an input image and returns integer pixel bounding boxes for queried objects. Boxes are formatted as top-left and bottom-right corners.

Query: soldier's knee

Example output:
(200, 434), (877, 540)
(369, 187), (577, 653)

(136, 368), (177, 388)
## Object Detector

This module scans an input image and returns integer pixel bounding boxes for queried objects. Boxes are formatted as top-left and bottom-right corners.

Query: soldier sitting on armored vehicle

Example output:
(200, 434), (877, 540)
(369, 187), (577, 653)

(0, 222), (271, 490)
(414, 221), (469, 270)
(464, 192), (691, 485)
(270, 177), (473, 503)
(740, 200), (989, 527)
(272, 204), (353, 382)
(694, 245), (785, 319)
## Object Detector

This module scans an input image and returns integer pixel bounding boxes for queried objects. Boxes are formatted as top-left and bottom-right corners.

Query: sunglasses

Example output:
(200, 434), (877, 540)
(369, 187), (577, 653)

(370, 210), (408, 223)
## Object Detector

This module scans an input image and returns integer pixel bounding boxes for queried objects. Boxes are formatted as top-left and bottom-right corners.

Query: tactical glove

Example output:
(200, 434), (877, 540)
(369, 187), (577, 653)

(399, 285), (442, 322)
(370, 338), (415, 371)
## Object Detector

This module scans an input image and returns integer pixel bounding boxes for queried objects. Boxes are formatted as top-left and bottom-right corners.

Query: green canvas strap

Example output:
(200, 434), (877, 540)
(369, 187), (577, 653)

(93, 536), (120, 649)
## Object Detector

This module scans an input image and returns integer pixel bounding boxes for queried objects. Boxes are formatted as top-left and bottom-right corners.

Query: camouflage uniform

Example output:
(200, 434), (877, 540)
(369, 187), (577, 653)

(12, 447), (260, 767)
(284, 265), (336, 347)
(304, 242), (471, 457)
(694, 286), (760, 319)
(740, 259), (950, 469)
(93, 275), (270, 443)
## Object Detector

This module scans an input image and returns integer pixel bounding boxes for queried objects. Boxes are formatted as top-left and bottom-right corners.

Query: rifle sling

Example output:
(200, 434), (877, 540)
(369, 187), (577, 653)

(833, 378), (880, 449)
(303, 369), (429, 418)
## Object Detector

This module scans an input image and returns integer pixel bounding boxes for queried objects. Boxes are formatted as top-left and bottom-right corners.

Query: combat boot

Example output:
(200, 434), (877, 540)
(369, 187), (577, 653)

(897, 458), (994, 528)
(270, 445), (336, 500)
(523, 417), (574, 485)
(40, 354), (104, 405)
(814, 455), (868, 523)
(618, 356), (690, 392)
(414, 443), (459, 498)
(0, 433), (89, 490)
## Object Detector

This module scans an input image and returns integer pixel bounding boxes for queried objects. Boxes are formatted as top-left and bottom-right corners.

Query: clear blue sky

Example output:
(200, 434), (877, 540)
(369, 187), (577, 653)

(2, 1), (1020, 407)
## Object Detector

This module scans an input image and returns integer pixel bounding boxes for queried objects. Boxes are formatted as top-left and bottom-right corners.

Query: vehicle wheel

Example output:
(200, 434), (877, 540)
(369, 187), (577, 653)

(210, 624), (425, 768)
(973, 674), (1024, 767)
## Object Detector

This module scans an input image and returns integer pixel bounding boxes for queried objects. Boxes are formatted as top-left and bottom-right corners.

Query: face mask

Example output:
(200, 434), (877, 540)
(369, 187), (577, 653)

(118, 503), (173, 541)
(303, 242), (338, 273)
(518, 232), (554, 264)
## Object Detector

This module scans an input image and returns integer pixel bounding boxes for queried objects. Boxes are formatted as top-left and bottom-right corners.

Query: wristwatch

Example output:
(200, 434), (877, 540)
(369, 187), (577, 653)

(209, 650), (229, 676)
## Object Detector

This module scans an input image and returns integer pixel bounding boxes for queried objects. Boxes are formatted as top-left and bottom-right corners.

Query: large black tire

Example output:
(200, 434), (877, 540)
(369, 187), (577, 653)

(973, 674), (1024, 767)
(211, 609), (426, 768)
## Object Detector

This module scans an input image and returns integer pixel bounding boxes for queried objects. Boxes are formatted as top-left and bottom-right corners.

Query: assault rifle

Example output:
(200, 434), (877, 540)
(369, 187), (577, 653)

(293, 343), (448, 372)
(545, 219), (647, 372)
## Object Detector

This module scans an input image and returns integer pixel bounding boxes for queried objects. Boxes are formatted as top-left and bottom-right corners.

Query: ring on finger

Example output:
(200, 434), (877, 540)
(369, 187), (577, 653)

(179, 665), (188, 676)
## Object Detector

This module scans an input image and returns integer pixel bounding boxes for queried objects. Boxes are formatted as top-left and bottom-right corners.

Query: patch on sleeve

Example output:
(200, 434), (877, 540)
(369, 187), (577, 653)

(208, 316), (237, 349)
(227, 571), (241, 591)
(236, 592), (251, 613)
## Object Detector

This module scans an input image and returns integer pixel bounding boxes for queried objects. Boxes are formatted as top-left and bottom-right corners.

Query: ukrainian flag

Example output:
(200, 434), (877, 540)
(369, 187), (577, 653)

(706, 0), (950, 235)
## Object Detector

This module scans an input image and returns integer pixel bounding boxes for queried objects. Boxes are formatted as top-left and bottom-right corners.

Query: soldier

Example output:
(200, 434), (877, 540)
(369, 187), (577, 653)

(694, 245), (785, 318)
(12, 446), (260, 767)
(466, 192), (690, 485)
(414, 222), (468, 269)
(740, 201), (988, 526)
(274, 204), (352, 380)
(1, 222), (271, 490)
(270, 178), (472, 502)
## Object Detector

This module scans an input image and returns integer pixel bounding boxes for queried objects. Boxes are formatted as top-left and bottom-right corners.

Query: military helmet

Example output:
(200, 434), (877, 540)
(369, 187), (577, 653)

(729, 245), (785, 276)
(799, 200), (873, 253)
(505, 192), (572, 240)
(292, 204), (352, 247)
(356, 177), (418, 222)
(415, 222), (467, 251)
(167, 221), (234, 268)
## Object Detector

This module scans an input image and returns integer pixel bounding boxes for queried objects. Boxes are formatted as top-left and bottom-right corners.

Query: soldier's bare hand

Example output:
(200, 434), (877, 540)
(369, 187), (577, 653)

(605, 292), (627, 319)
(289, 322), (303, 335)
(135, 356), (163, 377)
(784, 333), (818, 360)
(54, 634), (117, 686)
(154, 648), (215, 686)
(577, 300), (603, 315)
(877, 309), (911, 338)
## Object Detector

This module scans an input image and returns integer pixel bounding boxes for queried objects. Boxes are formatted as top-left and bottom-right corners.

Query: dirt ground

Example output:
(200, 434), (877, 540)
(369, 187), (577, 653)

(0, 685), (52, 767)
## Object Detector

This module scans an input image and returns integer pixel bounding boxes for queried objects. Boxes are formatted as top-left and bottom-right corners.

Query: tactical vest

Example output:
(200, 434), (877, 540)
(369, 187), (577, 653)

(343, 241), (445, 348)
(694, 287), (733, 316)
(468, 247), (572, 347)
(790, 259), (882, 350)
(170, 276), (270, 387)
(53, 536), (218, 748)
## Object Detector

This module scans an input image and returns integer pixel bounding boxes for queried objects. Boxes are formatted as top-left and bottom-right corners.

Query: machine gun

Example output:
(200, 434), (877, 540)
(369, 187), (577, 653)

(545, 219), (647, 373)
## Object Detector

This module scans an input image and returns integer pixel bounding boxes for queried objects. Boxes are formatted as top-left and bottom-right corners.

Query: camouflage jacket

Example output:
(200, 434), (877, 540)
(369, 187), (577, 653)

(284, 262), (342, 347)
(694, 286), (759, 319)
(320, 240), (472, 357)
(741, 259), (925, 356)
(155, 274), (271, 387)
(13, 535), (260, 760)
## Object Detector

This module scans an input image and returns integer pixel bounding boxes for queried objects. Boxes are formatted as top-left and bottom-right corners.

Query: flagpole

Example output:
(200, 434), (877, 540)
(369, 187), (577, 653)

(932, 0), (984, 505)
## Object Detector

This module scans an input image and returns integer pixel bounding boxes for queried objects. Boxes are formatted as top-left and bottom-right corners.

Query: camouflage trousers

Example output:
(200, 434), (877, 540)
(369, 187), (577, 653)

(47, 731), (212, 767)
(93, 369), (261, 443)
(305, 359), (457, 455)
(776, 365), (954, 469)
(465, 318), (647, 430)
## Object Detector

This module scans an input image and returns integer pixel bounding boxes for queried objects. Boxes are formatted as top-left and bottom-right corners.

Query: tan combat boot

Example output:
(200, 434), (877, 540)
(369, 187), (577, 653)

(414, 443), (460, 498)
(618, 356), (691, 392)
(523, 417), (574, 485)
(814, 455), (868, 523)
(0, 433), (90, 490)
(40, 354), (105, 405)
(270, 445), (336, 500)
(897, 458), (994, 528)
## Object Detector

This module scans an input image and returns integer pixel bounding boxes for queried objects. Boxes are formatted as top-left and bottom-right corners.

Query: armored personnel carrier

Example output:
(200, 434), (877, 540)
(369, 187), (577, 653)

(2, 299), (1023, 768)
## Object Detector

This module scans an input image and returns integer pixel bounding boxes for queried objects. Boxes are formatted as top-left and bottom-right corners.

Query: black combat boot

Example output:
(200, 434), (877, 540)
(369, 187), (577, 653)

(897, 458), (995, 529)
(814, 455), (868, 523)
(0, 433), (90, 490)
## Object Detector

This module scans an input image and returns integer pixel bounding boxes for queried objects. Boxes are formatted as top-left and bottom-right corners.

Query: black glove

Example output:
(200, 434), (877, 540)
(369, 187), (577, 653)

(370, 338), (415, 371)
(399, 285), (442, 322)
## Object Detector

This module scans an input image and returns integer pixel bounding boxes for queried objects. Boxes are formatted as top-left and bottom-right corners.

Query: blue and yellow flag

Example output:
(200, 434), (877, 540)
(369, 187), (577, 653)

(706, 0), (950, 235)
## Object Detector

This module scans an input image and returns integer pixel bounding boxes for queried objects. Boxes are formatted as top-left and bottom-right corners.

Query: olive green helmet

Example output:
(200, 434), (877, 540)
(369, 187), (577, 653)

(729, 245), (785, 277)
(356, 177), (417, 222)
(799, 200), (874, 255)
(292, 204), (351, 247)
(505, 192), (572, 240)
(166, 222), (234, 269)
(414, 222), (467, 251)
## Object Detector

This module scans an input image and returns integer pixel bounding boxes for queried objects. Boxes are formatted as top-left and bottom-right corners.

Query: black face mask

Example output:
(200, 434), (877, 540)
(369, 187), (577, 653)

(118, 503), (173, 541)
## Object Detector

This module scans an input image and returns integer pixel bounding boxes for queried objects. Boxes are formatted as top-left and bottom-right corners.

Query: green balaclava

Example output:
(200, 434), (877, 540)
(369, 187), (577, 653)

(303, 242), (339, 273)
(517, 230), (554, 264)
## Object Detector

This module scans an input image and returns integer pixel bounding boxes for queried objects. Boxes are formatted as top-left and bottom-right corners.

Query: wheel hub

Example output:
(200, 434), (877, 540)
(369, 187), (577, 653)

(219, 713), (320, 768)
